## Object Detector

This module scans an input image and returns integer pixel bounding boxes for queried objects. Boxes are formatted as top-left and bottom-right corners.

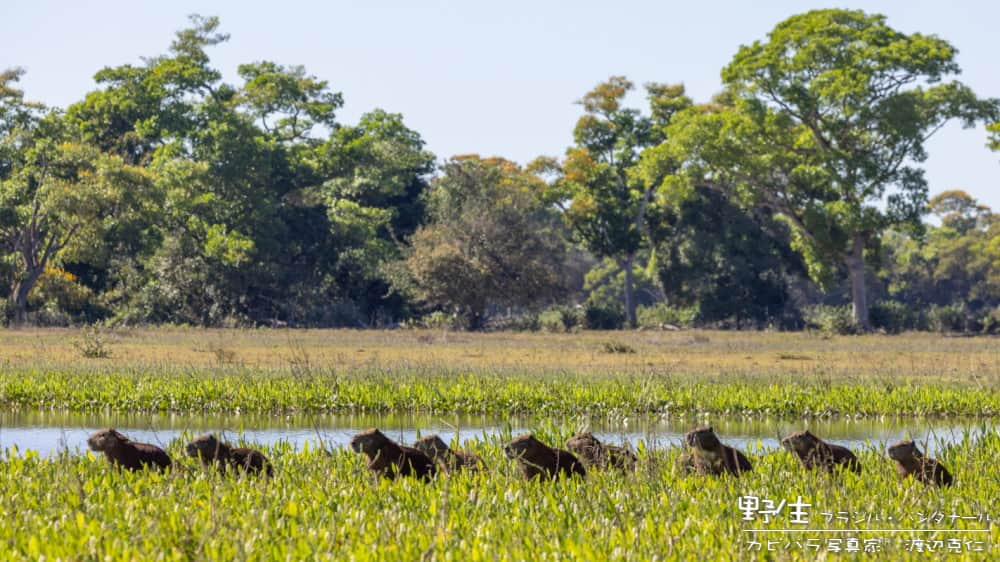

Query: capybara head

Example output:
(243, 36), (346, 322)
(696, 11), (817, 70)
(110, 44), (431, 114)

(566, 432), (600, 453)
(350, 428), (390, 455)
(87, 428), (128, 452)
(504, 434), (542, 459)
(685, 426), (722, 450)
(887, 440), (922, 462)
(781, 430), (819, 455)
(186, 434), (223, 460)
(412, 435), (450, 458)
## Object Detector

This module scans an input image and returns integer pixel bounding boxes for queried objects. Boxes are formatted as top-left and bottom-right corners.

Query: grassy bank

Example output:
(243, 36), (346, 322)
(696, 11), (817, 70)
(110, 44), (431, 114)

(1, 428), (997, 560)
(0, 328), (997, 417)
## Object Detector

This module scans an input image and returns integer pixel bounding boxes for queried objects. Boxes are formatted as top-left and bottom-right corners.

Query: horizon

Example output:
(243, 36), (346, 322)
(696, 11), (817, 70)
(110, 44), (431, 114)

(3, 0), (998, 211)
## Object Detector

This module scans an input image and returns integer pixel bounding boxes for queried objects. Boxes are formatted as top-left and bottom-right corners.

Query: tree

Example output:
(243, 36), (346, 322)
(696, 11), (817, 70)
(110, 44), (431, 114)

(879, 192), (998, 313)
(60, 15), (432, 326)
(405, 156), (566, 329)
(668, 9), (998, 330)
(1, 70), (150, 323)
(929, 190), (991, 235)
(651, 187), (806, 328)
(535, 78), (691, 327)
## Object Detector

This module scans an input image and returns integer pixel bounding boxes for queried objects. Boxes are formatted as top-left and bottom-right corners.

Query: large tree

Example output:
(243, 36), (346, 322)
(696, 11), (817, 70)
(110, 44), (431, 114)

(1, 70), (150, 323)
(60, 16), (432, 326)
(534, 78), (690, 327)
(666, 9), (998, 330)
(650, 187), (806, 328)
(405, 156), (566, 329)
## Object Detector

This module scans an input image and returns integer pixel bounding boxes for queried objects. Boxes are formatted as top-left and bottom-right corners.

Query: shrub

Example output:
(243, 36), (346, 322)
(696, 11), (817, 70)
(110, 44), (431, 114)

(869, 301), (925, 334)
(981, 306), (1000, 335)
(802, 305), (860, 335)
(419, 311), (466, 330)
(485, 313), (540, 332)
(538, 305), (583, 333)
(72, 327), (113, 359)
(927, 303), (978, 333)
(583, 304), (624, 330)
(601, 341), (636, 354)
(636, 303), (698, 328)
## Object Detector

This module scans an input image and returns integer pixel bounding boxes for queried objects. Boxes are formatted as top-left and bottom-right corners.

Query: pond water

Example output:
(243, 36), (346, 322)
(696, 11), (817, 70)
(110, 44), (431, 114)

(1, 410), (994, 457)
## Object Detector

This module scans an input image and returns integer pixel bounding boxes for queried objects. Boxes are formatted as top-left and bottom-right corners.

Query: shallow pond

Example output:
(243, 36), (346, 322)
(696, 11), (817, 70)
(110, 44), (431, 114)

(1, 410), (994, 457)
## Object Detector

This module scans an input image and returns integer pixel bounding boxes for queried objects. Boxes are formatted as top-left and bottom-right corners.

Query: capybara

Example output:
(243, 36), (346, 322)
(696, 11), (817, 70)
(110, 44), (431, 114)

(565, 432), (636, 471)
(412, 435), (481, 472)
(87, 428), (172, 472)
(504, 434), (586, 480)
(887, 440), (953, 487)
(680, 426), (752, 476)
(781, 430), (861, 474)
(185, 434), (273, 477)
(349, 428), (436, 481)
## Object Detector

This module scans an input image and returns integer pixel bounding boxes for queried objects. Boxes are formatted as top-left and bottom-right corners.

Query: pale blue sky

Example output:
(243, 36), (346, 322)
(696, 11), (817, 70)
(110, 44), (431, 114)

(3, 0), (998, 210)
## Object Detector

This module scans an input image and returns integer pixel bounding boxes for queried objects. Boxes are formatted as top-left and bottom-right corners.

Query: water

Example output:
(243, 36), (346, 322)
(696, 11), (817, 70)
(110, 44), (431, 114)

(1, 410), (993, 457)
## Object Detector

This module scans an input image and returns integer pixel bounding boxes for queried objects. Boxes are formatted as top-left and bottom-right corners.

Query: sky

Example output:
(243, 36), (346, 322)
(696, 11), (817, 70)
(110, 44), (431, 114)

(2, 0), (998, 210)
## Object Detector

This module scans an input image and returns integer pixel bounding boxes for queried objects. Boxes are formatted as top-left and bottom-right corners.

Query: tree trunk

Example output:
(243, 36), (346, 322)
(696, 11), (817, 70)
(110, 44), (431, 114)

(467, 309), (484, 331)
(623, 254), (636, 328)
(846, 234), (871, 331)
(10, 265), (44, 326)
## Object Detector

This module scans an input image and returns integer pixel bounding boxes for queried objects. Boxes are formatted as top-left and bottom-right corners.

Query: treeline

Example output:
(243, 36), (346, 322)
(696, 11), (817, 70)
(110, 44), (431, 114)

(1, 11), (998, 333)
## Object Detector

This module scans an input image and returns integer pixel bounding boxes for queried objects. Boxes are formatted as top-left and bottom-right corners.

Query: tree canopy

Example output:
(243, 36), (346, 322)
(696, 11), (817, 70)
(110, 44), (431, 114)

(659, 9), (998, 330)
(1, 11), (998, 333)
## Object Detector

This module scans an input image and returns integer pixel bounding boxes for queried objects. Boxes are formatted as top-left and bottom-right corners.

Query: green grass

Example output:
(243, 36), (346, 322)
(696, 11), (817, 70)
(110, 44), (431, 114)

(1, 428), (998, 560)
(0, 328), (997, 417)
(2, 328), (999, 559)
(2, 364), (1000, 417)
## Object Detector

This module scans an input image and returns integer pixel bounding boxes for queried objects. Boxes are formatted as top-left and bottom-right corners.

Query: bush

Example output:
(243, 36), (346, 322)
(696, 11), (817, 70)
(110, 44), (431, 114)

(538, 305), (583, 333)
(28, 304), (74, 327)
(72, 327), (113, 359)
(601, 341), (636, 354)
(981, 307), (1000, 335)
(869, 301), (925, 334)
(584, 304), (625, 330)
(636, 303), (698, 328)
(420, 310), (464, 330)
(485, 313), (540, 332)
(928, 303), (980, 333)
(802, 305), (860, 335)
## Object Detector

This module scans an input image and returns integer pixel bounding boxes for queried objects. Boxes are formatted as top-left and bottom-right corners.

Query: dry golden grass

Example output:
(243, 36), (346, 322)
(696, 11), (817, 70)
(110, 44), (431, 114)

(0, 327), (996, 384)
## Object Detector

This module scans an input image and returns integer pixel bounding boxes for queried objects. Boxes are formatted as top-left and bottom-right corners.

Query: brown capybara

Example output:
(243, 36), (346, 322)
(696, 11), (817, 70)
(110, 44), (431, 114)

(781, 430), (861, 474)
(412, 435), (481, 472)
(349, 429), (436, 481)
(87, 428), (172, 472)
(186, 434), (273, 477)
(565, 432), (636, 471)
(680, 426), (752, 476)
(504, 434), (586, 480)
(887, 440), (953, 487)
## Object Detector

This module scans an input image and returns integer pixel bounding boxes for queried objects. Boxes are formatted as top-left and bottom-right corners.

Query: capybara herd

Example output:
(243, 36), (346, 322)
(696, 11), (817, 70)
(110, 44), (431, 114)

(186, 433), (274, 477)
(87, 429), (269, 477)
(84, 426), (955, 488)
(349, 428), (437, 481)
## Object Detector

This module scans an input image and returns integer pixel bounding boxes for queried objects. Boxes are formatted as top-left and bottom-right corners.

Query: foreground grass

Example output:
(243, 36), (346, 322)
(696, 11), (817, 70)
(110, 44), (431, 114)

(1, 428), (998, 560)
(1, 328), (997, 417)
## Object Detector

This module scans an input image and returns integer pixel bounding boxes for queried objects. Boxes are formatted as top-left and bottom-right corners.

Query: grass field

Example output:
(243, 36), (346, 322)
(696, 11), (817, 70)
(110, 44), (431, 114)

(0, 328), (998, 416)
(1, 328), (998, 560)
